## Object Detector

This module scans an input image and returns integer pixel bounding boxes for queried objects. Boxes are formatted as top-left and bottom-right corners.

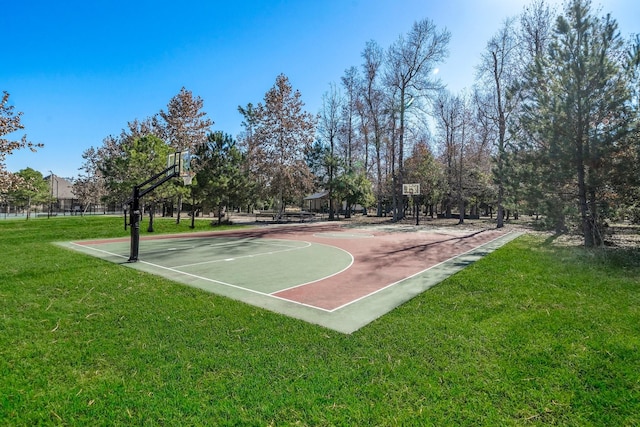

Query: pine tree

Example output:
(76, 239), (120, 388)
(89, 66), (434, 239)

(519, 0), (635, 246)
(193, 131), (245, 225)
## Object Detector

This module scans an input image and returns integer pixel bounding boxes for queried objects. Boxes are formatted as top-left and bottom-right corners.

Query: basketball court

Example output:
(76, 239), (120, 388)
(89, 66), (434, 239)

(60, 222), (519, 333)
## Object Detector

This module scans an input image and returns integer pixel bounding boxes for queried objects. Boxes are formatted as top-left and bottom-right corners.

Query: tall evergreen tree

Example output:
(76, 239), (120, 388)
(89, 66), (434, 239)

(193, 131), (245, 225)
(520, 0), (635, 246)
(237, 102), (264, 211)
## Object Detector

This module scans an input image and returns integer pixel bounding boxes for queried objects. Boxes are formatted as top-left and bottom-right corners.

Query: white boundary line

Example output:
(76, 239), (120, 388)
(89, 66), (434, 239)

(172, 240), (311, 269)
(71, 242), (275, 297)
(69, 238), (350, 312)
(325, 231), (518, 312)
(267, 294), (334, 313)
(70, 242), (129, 260)
(70, 230), (516, 315)
(268, 245), (354, 294)
(138, 260), (275, 297)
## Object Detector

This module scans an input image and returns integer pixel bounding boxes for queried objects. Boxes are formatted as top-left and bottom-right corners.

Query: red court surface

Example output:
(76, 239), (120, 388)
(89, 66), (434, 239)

(65, 222), (520, 333)
(270, 225), (509, 311)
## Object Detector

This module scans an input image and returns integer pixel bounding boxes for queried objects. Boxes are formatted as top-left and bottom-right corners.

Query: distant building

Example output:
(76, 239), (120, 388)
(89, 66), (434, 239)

(303, 190), (329, 212)
(44, 174), (78, 214)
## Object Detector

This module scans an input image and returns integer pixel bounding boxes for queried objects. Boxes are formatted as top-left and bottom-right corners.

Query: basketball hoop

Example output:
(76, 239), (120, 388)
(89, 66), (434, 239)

(182, 174), (194, 186)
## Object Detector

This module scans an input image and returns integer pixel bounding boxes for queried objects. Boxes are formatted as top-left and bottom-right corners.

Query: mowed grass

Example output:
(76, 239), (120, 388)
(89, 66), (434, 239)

(1, 217), (639, 426)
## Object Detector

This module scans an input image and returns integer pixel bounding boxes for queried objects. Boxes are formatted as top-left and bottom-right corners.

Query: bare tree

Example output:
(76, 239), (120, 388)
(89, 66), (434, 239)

(340, 67), (360, 171)
(318, 83), (343, 220)
(339, 67), (363, 218)
(434, 90), (474, 224)
(73, 147), (108, 214)
(520, 0), (556, 61)
(384, 19), (450, 220)
(476, 18), (521, 228)
(360, 40), (388, 216)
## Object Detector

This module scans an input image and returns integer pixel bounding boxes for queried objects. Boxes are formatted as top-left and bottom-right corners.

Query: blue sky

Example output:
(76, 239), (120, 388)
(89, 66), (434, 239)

(3, 0), (638, 178)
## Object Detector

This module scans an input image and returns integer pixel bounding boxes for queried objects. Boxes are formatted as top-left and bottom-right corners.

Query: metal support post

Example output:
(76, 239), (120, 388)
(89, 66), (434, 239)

(123, 153), (187, 262)
(128, 186), (141, 262)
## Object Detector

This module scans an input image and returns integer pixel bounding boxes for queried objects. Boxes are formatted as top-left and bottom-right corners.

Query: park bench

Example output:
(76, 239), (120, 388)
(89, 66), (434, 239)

(253, 210), (315, 223)
(254, 210), (276, 222)
(283, 211), (315, 222)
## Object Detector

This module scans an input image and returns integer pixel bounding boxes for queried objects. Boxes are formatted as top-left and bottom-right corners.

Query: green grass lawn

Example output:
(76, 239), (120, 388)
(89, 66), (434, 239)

(1, 216), (639, 426)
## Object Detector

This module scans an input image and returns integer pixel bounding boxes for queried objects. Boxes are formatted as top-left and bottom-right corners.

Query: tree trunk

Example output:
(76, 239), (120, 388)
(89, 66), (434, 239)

(497, 192), (504, 228)
(176, 195), (182, 224)
(190, 196), (197, 229)
(493, 50), (506, 230)
(392, 174), (398, 222)
(576, 139), (593, 247)
(217, 203), (224, 226)
(588, 187), (602, 246)
(147, 205), (154, 232)
(376, 146), (383, 217)
(397, 90), (406, 222)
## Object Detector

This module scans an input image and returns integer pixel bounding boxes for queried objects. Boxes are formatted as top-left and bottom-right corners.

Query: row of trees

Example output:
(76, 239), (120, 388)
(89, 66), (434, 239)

(70, 79), (319, 225)
(307, 0), (639, 246)
(2, 0), (638, 247)
(486, 0), (639, 246)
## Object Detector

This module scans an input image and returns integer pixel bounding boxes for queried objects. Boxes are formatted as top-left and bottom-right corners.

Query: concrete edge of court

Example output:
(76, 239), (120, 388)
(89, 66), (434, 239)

(56, 231), (522, 334)
(321, 231), (523, 333)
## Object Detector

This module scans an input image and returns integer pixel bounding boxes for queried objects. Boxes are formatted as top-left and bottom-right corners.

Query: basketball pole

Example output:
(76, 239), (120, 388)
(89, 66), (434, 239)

(128, 186), (141, 262)
(125, 155), (184, 262)
(402, 184), (421, 226)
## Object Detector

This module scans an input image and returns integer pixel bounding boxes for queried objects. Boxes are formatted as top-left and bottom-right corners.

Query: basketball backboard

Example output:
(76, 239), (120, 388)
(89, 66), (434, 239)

(167, 151), (193, 185)
(402, 183), (420, 196)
